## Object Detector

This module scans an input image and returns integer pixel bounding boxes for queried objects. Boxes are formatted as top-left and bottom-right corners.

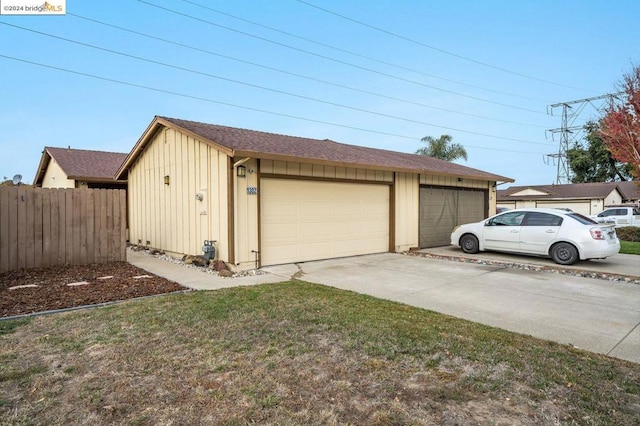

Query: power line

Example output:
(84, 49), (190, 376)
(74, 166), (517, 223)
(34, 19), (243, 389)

(1, 22), (554, 146)
(0, 53), (546, 156)
(295, 0), (597, 93)
(68, 13), (547, 129)
(182, 0), (549, 103)
(136, 0), (546, 115)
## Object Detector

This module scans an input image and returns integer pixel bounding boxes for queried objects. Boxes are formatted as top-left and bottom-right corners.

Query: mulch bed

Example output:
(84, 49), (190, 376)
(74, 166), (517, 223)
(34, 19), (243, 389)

(0, 262), (186, 318)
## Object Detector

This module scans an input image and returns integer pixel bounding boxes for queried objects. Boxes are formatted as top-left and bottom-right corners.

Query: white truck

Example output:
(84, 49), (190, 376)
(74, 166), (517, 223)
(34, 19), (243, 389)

(590, 206), (640, 227)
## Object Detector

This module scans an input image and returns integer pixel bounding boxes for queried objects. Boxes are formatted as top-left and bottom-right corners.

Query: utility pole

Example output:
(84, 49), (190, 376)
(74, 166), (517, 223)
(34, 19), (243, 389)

(546, 93), (620, 184)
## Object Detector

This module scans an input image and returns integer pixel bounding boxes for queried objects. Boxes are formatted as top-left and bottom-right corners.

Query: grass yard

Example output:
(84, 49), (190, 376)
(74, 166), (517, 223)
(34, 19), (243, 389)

(620, 240), (640, 255)
(1, 281), (639, 425)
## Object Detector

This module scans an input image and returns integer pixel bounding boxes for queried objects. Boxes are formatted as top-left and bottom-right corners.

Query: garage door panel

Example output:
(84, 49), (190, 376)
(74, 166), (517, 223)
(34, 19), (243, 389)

(536, 202), (590, 216)
(261, 179), (389, 266)
(262, 201), (298, 219)
(300, 200), (332, 216)
(262, 225), (298, 246)
(301, 224), (333, 240)
(420, 186), (486, 248)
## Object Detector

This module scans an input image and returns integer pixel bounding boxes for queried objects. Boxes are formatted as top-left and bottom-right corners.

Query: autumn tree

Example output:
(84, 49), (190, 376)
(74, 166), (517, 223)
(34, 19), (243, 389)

(599, 65), (640, 178)
(567, 121), (633, 182)
(416, 134), (468, 162)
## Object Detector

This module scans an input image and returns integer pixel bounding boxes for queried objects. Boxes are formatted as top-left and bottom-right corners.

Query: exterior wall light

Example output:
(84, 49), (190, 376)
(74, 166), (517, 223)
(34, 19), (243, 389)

(237, 165), (246, 178)
(164, 175), (170, 185)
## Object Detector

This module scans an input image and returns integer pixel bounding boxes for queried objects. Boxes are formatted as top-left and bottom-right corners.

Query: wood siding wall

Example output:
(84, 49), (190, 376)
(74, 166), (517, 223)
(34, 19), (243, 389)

(394, 173), (419, 251)
(260, 160), (394, 182)
(0, 187), (126, 272)
(127, 128), (229, 259)
(41, 159), (75, 188)
(234, 158), (259, 269)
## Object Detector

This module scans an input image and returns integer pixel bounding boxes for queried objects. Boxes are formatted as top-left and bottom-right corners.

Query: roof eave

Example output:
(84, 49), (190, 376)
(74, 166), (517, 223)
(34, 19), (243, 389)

(32, 148), (53, 187)
(235, 150), (514, 183)
(67, 176), (127, 184)
(116, 116), (236, 179)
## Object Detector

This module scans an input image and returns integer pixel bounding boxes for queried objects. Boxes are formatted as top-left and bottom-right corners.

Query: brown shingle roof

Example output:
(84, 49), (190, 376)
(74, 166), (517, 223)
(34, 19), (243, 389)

(616, 181), (640, 201)
(117, 116), (513, 182)
(34, 147), (128, 185)
(498, 182), (640, 201)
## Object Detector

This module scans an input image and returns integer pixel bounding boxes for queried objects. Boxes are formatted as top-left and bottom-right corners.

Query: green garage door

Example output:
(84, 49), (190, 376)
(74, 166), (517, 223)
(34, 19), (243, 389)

(419, 186), (487, 248)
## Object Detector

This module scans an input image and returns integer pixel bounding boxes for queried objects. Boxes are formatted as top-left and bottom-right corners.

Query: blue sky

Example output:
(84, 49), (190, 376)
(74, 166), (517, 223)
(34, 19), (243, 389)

(1, 0), (637, 185)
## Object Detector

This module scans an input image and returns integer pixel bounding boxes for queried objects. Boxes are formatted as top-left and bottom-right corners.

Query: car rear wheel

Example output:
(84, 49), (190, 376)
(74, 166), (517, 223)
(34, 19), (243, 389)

(550, 242), (579, 265)
(460, 234), (479, 254)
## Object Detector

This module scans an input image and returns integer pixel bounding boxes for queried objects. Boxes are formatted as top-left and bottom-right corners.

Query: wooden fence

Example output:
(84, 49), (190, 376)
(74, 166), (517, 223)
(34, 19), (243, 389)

(0, 187), (127, 273)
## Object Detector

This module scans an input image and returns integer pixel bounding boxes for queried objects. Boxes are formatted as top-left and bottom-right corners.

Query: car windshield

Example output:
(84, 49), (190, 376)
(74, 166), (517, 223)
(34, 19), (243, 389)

(567, 212), (598, 225)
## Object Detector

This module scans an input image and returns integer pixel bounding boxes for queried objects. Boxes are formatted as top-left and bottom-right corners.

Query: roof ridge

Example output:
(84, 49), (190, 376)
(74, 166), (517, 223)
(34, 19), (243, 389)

(46, 146), (128, 156)
(158, 116), (344, 145)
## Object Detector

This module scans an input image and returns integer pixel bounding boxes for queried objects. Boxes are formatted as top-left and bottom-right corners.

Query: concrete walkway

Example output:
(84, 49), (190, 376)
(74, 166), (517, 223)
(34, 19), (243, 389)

(128, 250), (640, 364)
(127, 251), (283, 290)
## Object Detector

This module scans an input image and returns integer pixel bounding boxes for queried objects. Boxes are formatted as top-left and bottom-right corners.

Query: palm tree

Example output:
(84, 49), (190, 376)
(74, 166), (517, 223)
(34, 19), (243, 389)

(416, 134), (468, 162)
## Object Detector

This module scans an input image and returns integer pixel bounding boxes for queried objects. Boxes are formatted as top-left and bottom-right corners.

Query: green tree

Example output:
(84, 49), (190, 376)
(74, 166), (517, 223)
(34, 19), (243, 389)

(567, 122), (633, 183)
(416, 134), (468, 162)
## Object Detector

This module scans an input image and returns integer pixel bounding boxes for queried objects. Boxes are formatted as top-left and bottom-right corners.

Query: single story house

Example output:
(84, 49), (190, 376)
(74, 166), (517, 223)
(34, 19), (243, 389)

(33, 146), (128, 189)
(497, 181), (640, 215)
(116, 116), (513, 270)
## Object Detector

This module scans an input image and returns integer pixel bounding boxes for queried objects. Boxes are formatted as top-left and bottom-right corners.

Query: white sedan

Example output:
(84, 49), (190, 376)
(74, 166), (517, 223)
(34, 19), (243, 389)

(450, 208), (620, 265)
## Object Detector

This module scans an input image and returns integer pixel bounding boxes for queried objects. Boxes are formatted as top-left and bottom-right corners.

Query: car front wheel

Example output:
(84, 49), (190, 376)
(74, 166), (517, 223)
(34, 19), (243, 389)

(460, 234), (479, 254)
(550, 242), (579, 265)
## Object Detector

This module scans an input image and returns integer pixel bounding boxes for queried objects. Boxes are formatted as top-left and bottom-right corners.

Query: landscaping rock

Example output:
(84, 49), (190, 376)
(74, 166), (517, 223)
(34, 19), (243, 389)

(138, 248), (267, 279)
(210, 260), (230, 272)
(183, 255), (209, 267)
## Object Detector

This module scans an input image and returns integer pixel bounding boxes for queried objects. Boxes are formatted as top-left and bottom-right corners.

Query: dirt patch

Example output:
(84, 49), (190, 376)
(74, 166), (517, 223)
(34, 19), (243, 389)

(0, 262), (186, 317)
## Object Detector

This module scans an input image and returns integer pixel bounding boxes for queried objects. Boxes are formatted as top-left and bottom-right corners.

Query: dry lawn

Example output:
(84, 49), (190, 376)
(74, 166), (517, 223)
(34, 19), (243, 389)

(1, 281), (639, 425)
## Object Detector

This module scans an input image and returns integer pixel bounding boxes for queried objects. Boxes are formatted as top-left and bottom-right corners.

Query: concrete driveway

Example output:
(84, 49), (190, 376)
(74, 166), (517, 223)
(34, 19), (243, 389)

(263, 253), (640, 364)
(422, 245), (640, 277)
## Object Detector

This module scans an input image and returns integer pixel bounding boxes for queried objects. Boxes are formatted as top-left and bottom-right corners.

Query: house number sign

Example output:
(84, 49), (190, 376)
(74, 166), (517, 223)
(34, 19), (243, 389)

(247, 187), (258, 195)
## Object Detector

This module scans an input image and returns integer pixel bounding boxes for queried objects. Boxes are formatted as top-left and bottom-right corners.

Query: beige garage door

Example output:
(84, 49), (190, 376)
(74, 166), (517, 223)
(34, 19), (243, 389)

(261, 179), (389, 266)
(536, 201), (591, 216)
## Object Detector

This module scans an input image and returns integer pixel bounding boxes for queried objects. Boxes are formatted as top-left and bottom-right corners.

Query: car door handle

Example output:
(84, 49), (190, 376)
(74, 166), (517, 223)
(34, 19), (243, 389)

(545, 230), (555, 233)
(510, 230), (519, 233)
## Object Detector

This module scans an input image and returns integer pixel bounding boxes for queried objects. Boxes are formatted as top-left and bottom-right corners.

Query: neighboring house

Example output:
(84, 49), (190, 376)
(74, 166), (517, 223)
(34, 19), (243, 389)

(33, 147), (128, 189)
(497, 181), (640, 216)
(116, 116), (513, 270)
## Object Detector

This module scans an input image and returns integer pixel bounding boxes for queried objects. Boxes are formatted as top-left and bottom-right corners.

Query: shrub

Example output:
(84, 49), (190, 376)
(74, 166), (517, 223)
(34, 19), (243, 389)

(615, 226), (640, 242)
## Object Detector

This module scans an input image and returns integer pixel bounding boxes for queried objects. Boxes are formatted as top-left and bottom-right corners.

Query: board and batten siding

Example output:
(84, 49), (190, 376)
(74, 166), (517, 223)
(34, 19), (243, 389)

(234, 158), (259, 269)
(128, 128), (229, 260)
(394, 172), (419, 251)
(260, 160), (394, 182)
